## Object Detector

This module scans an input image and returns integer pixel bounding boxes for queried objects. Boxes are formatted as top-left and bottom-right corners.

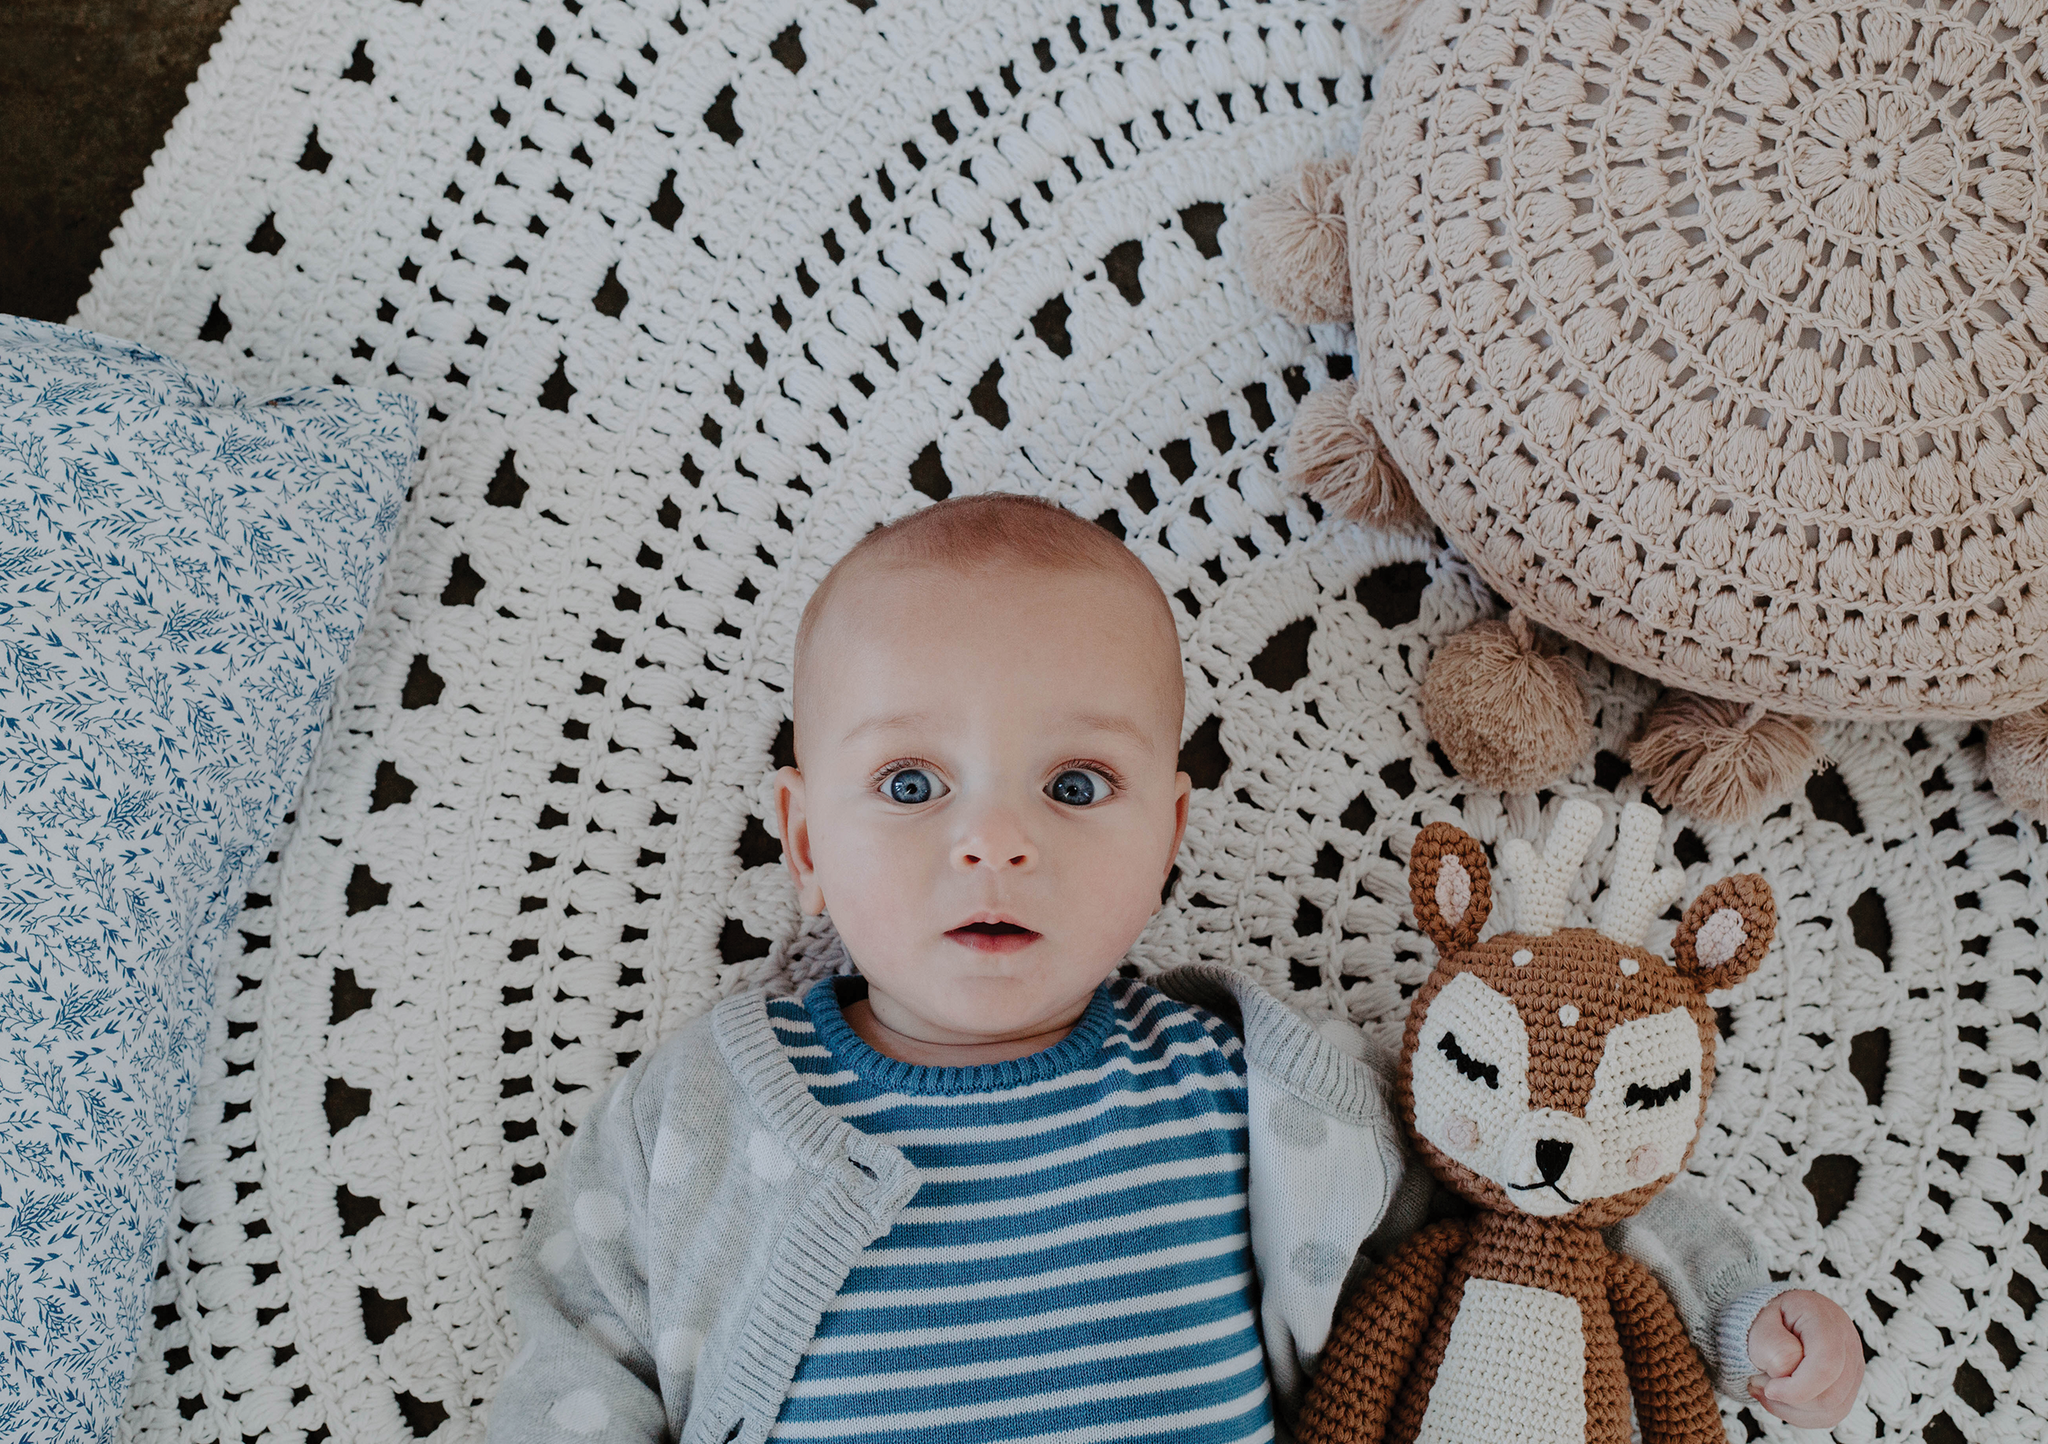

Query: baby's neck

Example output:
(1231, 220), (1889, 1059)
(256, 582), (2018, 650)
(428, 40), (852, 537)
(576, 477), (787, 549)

(844, 997), (1083, 1067)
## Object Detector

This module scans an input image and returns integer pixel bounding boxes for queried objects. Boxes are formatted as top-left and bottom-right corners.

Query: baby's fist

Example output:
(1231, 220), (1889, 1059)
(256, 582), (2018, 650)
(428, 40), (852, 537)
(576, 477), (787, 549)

(1747, 1289), (1863, 1428)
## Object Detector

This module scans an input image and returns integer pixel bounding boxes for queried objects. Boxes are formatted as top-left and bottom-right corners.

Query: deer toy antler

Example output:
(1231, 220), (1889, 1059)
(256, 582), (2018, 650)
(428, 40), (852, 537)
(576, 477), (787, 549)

(1499, 800), (1687, 942)
(1597, 803), (1688, 946)
(1498, 799), (1602, 934)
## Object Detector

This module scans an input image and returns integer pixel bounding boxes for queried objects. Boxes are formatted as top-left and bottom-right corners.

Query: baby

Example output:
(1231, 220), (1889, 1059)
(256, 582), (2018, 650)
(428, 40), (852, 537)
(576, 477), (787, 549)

(490, 494), (1860, 1442)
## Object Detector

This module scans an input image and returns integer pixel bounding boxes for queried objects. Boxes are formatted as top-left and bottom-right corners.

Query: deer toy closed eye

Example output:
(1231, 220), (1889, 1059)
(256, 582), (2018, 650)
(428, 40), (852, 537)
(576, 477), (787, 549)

(1299, 800), (1775, 1444)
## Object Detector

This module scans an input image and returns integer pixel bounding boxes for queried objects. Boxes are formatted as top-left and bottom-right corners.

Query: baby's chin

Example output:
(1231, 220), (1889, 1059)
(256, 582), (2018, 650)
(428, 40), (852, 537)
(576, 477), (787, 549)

(865, 949), (1108, 1031)
(929, 957), (1082, 1009)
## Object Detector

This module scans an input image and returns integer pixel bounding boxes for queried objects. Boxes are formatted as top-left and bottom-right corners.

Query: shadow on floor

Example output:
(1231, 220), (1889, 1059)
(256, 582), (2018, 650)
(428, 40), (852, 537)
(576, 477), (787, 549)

(2, 0), (237, 323)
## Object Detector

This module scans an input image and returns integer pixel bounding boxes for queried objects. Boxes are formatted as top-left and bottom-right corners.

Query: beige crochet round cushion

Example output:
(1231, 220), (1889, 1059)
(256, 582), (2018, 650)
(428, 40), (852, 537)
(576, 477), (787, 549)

(1351, 0), (2048, 719)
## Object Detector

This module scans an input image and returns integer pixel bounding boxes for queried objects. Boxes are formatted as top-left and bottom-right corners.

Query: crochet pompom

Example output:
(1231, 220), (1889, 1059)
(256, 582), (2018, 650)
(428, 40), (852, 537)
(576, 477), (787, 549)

(1420, 613), (1591, 794)
(1236, 158), (1354, 325)
(1283, 380), (1429, 530)
(1630, 693), (1820, 824)
(1986, 706), (2048, 819)
(1356, 0), (1425, 35)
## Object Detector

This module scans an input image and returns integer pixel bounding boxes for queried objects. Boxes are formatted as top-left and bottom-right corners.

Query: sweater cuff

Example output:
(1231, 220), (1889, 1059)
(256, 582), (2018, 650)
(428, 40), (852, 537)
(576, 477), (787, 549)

(1717, 1283), (1779, 1385)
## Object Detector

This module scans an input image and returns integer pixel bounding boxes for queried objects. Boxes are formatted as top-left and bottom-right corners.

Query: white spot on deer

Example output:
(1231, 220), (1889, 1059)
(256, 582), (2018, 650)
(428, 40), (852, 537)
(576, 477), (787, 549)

(1558, 1004), (1579, 1027)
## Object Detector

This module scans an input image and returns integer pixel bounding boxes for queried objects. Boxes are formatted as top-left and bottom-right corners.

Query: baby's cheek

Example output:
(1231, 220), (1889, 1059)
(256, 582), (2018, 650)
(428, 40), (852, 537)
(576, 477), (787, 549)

(812, 831), (934, 944)
(1087, 827), (1177, 936)
(816, 810), (923, 883)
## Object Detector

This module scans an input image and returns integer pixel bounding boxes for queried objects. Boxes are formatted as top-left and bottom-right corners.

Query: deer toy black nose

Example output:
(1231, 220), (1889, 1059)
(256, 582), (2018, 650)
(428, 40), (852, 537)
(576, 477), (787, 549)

(1535, 1139), (1574, 1184)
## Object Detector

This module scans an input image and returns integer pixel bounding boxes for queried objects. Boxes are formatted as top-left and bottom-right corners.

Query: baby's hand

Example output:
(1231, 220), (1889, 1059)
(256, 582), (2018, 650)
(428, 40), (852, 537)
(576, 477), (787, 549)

(1746, 1289), (1863, 1428)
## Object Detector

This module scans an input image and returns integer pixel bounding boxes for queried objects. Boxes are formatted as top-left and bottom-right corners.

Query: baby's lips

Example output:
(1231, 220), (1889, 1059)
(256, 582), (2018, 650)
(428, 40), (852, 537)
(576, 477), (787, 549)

(948, 911), (1037, 935)
(945, 917), (1043, 952)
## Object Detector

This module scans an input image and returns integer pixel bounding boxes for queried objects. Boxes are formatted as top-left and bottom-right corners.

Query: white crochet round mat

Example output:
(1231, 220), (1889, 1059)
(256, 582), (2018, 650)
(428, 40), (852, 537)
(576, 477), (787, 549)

(1352, 0), (2048, 721)
(78, 1), (2043, 1441)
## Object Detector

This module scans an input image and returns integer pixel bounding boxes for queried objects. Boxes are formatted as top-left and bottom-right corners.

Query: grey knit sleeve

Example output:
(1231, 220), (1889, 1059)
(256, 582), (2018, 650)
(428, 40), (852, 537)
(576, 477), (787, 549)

(1604, 1177), (1774, 1395)
(488, 1071), (670, 1442)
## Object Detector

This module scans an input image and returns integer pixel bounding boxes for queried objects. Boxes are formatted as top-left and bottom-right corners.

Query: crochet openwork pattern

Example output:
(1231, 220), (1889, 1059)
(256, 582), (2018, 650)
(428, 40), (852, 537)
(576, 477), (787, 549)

(1353, 0), (2048, 719)
(76, 0), (2043, 1440)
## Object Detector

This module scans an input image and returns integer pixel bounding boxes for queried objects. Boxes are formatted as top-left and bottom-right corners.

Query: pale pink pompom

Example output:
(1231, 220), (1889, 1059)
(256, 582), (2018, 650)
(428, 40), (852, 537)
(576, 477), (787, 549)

(1237, 158), (1354, 325)
(1986, 705), (2048, 819)
(1631, 692), (1820, 824)
(1283, 379), (1428, 530)
(1420, 613), (1592, 794)
(1357, 0), (1427, 35)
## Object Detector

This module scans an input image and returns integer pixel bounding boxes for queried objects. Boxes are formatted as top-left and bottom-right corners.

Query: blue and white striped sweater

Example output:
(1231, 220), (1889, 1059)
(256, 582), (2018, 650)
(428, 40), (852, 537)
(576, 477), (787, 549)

(765, 976), (1275, 1444)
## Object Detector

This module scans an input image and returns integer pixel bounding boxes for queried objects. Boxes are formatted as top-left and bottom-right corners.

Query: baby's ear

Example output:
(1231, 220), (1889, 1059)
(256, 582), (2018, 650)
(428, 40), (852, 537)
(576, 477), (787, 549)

(1410, 822), (1492, 956)
(1673, 874), (1775, 989)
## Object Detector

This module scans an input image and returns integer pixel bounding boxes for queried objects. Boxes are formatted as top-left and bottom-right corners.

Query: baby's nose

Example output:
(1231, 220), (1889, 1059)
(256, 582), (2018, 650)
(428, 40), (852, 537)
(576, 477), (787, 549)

(955, 810), (1036, 870)
(957, 841), (1033, 868)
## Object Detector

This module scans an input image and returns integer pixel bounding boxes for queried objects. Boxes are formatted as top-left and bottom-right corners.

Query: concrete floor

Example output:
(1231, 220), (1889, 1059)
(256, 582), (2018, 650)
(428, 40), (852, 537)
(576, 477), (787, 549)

(2, 0), (237, 322)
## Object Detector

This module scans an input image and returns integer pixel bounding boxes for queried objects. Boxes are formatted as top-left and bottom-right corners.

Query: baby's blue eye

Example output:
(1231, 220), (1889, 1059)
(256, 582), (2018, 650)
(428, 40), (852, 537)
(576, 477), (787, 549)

(1048, 769), (1109, 806)
(887, 769), (936, 805)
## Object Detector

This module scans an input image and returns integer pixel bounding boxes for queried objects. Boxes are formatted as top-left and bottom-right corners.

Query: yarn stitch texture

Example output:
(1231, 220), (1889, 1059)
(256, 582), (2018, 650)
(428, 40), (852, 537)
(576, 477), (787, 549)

(71, 0), (2047, 1440)
(1349, 0), (2048, 719)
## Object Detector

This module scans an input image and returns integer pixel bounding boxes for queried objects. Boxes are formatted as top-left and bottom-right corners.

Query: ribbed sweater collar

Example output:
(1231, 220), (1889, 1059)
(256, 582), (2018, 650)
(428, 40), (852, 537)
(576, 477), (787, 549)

(713, 954), (1380, 1172)
(801, 975), (1118, 1096)
(712, 986), (913, 1197)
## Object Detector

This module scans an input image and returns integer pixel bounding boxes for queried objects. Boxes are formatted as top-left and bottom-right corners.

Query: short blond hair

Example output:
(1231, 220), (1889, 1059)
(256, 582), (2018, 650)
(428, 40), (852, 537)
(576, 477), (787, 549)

(793, 493), (1181, 746)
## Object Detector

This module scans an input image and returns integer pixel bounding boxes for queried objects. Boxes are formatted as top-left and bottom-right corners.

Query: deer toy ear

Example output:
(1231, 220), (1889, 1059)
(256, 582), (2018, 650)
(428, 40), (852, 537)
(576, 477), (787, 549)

(1410, 822), (1492, 956)
(1673, 874), (1775, 988)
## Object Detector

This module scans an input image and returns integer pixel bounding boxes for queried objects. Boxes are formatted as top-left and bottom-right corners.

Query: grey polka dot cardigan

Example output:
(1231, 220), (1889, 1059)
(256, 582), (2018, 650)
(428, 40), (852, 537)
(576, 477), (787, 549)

(488, 963), (1768, 1444)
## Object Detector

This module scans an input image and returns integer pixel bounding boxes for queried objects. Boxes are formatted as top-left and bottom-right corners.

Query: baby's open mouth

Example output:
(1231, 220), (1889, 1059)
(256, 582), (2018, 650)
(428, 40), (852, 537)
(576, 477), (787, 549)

(946, 920), (1041, 953)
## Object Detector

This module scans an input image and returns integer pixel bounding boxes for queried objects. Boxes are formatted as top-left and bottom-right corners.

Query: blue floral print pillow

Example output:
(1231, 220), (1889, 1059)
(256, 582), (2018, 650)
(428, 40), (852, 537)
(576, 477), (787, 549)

(0, 316), (418, 1436)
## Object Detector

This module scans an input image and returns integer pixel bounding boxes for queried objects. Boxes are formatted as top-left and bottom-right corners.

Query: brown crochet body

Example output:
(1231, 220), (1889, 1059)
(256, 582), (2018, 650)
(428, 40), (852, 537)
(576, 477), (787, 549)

(1301, 1213), (1720, 1444)
(1299, 815), (1776, 1444)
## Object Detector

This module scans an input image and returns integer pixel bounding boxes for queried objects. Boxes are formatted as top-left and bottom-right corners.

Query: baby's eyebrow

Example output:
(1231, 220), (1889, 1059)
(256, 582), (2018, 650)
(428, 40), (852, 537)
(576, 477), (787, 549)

(1071, 712), (1156, 752)
(839, 710), (1156, 751)
(839, 710), (928, 744)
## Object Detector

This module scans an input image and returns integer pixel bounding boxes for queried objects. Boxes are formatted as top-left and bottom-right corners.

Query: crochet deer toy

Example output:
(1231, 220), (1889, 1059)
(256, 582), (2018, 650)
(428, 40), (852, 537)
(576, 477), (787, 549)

(1298, 800), (1774, 1444)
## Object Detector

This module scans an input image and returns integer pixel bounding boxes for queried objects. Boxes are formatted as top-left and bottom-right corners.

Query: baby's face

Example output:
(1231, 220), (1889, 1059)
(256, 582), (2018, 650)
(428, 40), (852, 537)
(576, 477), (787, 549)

(777, 561), (1189, 1046)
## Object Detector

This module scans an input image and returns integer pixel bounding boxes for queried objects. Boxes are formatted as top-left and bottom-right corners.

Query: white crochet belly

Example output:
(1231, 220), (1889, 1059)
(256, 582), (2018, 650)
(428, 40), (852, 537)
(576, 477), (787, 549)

(1416, 1279), (1587, 1444)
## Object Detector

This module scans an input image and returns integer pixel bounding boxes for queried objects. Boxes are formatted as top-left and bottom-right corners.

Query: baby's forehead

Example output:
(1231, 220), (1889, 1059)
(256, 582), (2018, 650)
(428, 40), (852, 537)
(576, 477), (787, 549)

(806, 552), (1177, 655)
(830, 545), (1143, 601)
(793, 556), (1185, 744)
